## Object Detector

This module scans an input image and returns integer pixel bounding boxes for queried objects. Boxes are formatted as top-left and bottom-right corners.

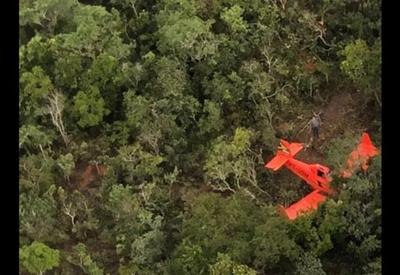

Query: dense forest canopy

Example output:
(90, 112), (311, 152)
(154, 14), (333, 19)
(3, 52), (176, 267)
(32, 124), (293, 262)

(19, 0), (381, 274)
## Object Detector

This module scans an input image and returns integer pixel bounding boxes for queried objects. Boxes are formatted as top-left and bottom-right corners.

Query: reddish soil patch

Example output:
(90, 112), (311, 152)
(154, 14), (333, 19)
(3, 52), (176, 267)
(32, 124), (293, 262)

(71, 162), (107, 191)
(303, 62), (317, 73)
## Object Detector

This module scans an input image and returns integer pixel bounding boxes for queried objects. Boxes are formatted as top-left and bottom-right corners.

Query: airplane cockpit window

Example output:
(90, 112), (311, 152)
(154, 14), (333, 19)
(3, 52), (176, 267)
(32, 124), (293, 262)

(317, 169), (325, 177)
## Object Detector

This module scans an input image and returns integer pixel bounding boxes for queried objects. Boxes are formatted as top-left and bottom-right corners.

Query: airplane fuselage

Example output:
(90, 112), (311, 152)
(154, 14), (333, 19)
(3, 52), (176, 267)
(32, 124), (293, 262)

(284, 158), (333, 194)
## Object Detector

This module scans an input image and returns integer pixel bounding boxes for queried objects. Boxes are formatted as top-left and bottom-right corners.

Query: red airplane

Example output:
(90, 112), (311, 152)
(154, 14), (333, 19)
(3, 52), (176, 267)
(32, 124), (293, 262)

(265, 132), (378, 220)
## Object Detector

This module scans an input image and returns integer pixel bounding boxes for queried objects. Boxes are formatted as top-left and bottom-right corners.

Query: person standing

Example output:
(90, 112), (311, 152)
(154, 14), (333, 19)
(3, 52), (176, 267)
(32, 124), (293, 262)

(310, 112), (322, 142)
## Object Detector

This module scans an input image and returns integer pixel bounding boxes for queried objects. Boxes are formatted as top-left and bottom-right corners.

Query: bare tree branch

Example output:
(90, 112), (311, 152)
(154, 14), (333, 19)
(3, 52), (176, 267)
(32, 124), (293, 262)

(47, 90), (69, 147)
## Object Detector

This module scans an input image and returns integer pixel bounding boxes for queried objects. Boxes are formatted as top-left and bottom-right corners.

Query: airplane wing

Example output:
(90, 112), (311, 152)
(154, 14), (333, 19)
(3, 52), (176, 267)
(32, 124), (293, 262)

(340, 132), (379, 178)
(265, 152), (289, 171)
(359, 132), (379, 157)
(280, 190), (327, 220)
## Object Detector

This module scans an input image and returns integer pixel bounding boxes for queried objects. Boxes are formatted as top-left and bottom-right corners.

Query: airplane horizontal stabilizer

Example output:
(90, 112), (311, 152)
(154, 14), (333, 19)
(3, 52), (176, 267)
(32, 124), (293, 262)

(265, 152), (289, 171)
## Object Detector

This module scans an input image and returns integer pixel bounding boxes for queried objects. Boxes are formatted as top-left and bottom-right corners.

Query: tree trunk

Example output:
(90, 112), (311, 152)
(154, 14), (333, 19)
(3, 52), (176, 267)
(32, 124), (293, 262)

(47, 90), (69, 147)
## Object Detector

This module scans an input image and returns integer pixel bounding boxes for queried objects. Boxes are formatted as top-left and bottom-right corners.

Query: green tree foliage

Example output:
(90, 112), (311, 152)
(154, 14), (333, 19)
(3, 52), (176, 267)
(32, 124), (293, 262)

(20, 0), (78, 41)
(110, 143), (163, 183)
(205, 128), (259, 192)
(198, 100), (224, 136)
(20, 185), (67, 245)
(252, 217), (300, 270)
(295, 252), (326, 275)
(66, 243), (104, 275)
(57, 187), (100, 239)
(57, 153), (75, 180)
(20, 66), (54, 122)
(339, 39), (381, 105)
(209, 253), (256, 275)
(172, 192), (301, 274)
(19, 124), (54, 152)
(156, 0), (218, 61)
(102, 184), (166, 272)
(72, 86), (110, 128)
(170, 239), (209, 275)
(19, 0), (381, 273)
(20, 241), (60, 275)
(221, 5), (248, 34)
